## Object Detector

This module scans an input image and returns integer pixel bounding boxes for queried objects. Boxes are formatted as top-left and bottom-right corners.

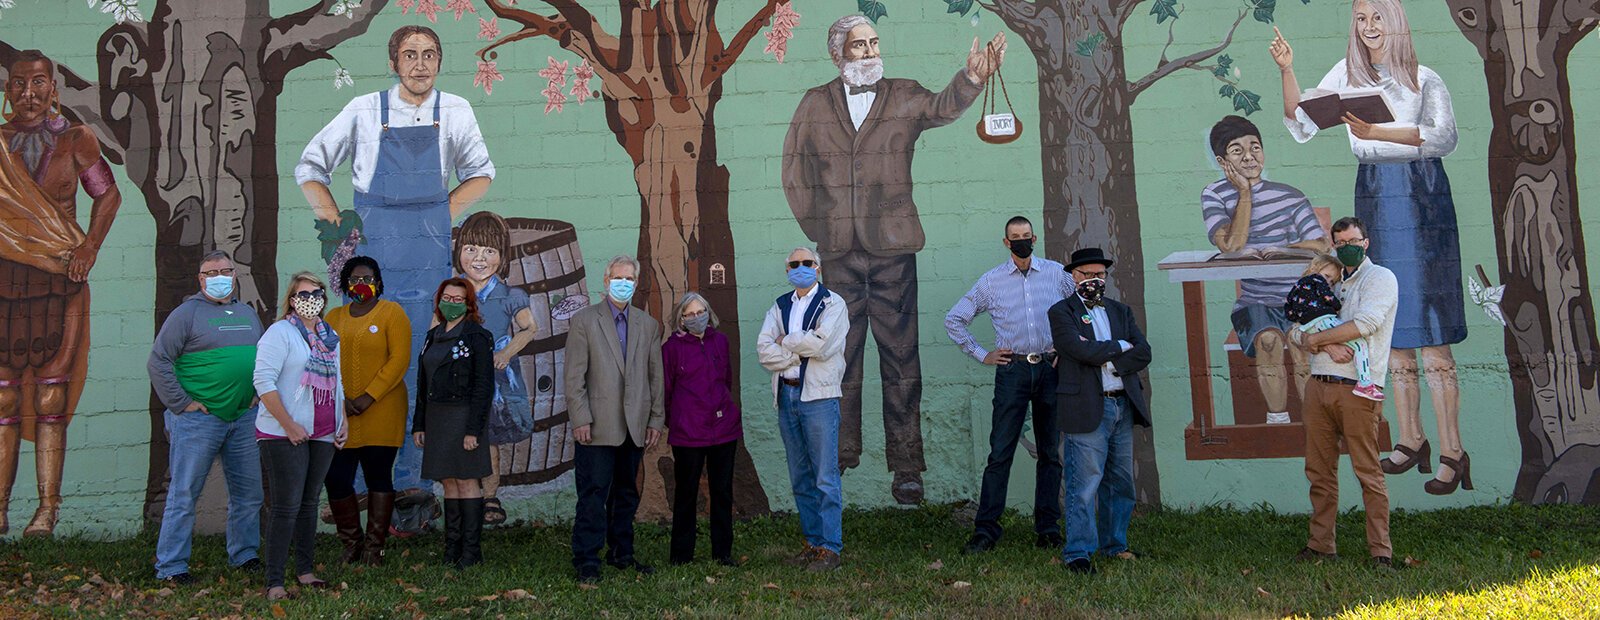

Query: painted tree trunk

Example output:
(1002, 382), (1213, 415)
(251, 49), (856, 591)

(1447, 0), (1600, 504)
(1002, 0), (1162, 504)
(600, 72), (768, 521)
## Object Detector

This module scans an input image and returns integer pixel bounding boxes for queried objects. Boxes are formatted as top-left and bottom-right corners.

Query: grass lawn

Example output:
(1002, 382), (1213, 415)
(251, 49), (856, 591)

(3, 502), (1598, 618)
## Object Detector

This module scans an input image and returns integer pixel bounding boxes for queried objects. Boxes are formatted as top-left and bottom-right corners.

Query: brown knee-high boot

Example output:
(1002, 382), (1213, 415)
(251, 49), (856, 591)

(25, 421), (66, 537)
(329, 494), (365, 564)
(0, 423), (19, 535)
(362, 491), (395, 565)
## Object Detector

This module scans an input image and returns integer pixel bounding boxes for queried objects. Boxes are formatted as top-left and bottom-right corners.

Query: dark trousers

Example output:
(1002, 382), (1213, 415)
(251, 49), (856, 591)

(259, 439), (335, 588)
(324, 445), (398, 500)
(827, 250), (924, 473)
(670, 441), (737, 562)
(974, 360), (1062, 541)
(571, 436), (644, 570)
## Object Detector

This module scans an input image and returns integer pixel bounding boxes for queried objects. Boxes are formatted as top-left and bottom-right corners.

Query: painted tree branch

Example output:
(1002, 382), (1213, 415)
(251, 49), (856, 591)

(263, 0), (393, 80)
(707, 0), (784, 83)
(1126, 9), (1247, 99)
(480, 0), (620, 79)
(0, 39), (129, 163)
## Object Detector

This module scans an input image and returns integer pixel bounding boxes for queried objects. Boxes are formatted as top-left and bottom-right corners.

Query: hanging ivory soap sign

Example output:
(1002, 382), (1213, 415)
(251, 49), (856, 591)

(977, 64), (1023, 144)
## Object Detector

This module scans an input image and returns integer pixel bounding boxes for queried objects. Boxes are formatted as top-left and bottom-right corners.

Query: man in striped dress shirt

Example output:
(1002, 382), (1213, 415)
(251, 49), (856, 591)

(1202, 116), (1329, 425)
(945, 216), (1075, 554)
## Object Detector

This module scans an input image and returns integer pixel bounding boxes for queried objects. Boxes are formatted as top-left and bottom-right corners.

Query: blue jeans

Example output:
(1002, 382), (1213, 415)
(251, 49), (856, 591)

(154, 408), (263, 578)
(776, 384), (844, 553)
(974, 360), (1062, 541)
(1060, 395), (1135, 563)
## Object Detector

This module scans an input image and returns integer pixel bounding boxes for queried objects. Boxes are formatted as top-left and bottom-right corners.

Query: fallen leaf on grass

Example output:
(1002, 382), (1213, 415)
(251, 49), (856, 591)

(157, 587), (174, 598)
(404, 585), (424, 594)
(63, 575), (81, 582)
(1404, 556), (1425, 567)
(926, 559), (944, 570)
(194, 588), (212, 597)
(1019, 595), (1032, 606)
(1528, 549), (1544, 559)
(434, 596), (449, 604)
(340, 582), (349, 590)
(502, 589), (532, 601)
(87, 574), (107, 586)
(952, 581), (972, 590)
(578, 583), (599, 591)
(1255, 587), (1271, 598)
(761, 583), (780, 590)
(271, 603), (287, 618)
(705, 576), (717, 585)
(477, 594), (500, 602)
(1240, 568), (1254, 576)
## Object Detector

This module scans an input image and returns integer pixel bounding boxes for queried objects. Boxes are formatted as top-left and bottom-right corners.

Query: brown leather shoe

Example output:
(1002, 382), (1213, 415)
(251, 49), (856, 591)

(805, 549), (841, 572)
(784, 542), (817, 566)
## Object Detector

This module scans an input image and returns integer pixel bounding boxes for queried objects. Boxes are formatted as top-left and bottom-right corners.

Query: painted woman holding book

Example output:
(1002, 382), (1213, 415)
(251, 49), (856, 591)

(1270, 0), (1471, 495)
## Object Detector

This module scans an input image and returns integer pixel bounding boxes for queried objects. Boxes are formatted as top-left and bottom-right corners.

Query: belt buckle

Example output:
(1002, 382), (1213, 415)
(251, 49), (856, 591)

(1025, 353), (1044, 364)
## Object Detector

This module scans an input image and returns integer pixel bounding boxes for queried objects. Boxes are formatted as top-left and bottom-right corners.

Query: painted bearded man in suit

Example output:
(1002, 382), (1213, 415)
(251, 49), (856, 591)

(781, 14), (1006, 505)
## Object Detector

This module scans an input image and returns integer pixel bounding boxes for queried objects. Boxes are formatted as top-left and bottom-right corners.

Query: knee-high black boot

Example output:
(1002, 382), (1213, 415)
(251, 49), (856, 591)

(442, 499), (463, 567)
(457, 498), (484, 569)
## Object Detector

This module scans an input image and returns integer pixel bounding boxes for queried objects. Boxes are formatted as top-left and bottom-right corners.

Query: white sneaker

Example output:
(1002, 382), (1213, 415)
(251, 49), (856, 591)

(1266, 412), (1292, 425)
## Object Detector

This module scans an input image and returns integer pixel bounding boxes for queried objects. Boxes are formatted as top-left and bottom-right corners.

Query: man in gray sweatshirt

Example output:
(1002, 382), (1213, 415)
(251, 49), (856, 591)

(147, 251), (265, 585)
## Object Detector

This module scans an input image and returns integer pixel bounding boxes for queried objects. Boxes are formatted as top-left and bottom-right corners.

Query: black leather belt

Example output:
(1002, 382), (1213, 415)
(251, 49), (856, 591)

(1104, 390), (1127, 398)
(1014, 352), (1056, 364)
(781, 377), (802, 387)
(1312, 374), (1358, 386)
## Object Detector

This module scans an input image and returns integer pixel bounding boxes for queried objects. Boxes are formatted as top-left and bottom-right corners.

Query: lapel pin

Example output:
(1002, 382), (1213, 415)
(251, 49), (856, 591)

(1081, 314), (1092, 325)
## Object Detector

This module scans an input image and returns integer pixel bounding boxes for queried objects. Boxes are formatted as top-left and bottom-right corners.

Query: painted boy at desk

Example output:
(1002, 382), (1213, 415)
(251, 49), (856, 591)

(1200, 115), (1328, 425)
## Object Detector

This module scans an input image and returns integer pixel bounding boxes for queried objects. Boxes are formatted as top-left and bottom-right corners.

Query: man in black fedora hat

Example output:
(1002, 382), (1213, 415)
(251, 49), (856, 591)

(1048, 247), (1152, 574)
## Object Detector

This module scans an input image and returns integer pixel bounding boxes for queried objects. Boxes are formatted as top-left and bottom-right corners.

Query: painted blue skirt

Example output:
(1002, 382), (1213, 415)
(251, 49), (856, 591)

(1353, 158), (1468, 349)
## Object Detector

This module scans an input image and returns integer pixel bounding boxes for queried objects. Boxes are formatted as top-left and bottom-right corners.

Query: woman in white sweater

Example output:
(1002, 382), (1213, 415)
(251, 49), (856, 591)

(254, 272), (347, 601)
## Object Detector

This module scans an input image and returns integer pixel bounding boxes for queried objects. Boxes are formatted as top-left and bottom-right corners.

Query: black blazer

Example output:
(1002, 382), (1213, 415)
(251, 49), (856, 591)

(412, 321), (495, 437)
(1049, 295), (1153, 434)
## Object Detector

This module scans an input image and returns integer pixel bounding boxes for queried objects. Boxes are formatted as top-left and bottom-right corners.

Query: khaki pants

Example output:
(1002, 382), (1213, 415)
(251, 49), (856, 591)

(1303, 377), (1391, 558)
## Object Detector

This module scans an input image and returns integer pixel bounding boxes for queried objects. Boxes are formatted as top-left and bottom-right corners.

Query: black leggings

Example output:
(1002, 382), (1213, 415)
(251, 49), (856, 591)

(324, 446), (399, 500)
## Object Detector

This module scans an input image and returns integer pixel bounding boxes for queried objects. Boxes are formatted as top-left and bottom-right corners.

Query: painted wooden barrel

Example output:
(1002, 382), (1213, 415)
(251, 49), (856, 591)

(496, 218), (589, 488)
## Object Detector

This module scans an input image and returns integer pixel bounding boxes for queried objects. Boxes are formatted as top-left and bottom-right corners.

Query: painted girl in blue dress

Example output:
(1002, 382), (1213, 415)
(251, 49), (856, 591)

(1271, 0), (1470, 494)
(454, 211), (537, 524)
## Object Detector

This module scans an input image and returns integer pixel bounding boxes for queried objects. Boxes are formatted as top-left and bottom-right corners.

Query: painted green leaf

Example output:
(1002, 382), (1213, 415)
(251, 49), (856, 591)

(1075, 31), (1106, 57)
(1150, 0), (1180, 24)
(1252, 0), (1278, 24)
(1219, 84), (1237, 98)
(1233, 89), (1263, 115)
(859, 0), (888, 22)
(945, 0), (975, 16)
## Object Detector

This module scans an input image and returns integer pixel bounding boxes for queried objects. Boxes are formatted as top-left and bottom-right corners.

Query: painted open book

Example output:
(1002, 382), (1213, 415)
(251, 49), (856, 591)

(1210, 246), (1320, 262)
(1297, 87), (1396, 130)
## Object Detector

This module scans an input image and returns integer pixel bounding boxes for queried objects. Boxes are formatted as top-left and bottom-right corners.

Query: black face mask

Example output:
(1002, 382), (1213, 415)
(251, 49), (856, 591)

(1009, 237), (1034, 259)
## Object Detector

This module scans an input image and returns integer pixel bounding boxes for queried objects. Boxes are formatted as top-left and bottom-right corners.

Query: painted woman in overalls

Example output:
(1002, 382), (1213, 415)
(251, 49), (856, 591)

(1271, 1), (1470, 494)
(297, 26), (495, 494)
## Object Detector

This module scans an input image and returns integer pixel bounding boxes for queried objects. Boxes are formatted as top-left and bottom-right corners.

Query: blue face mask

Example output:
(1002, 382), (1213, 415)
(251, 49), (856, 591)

(787, 265), (818, 289)
(204, 275), (235, 300)
(608, 278), (636, 304)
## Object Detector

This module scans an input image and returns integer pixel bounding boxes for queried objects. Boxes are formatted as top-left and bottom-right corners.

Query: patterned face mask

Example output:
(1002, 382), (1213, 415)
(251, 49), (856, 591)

(292, 295), (325, 319)
(1076, 277), (1107, 308)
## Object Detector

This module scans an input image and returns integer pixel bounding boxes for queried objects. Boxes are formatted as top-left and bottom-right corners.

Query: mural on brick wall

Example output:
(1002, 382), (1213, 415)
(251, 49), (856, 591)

(0, 0), (1599, 538)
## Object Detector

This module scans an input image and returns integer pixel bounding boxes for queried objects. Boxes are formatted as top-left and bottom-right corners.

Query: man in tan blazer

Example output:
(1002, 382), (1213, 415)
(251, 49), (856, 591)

(564, 255), (664, 584)
(781, 13), (1006, 504)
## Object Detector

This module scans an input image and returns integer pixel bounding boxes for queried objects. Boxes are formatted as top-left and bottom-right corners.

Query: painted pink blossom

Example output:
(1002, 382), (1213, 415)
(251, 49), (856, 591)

(477, 17), (501, 41)
(764, 2), (801, 63)
(570, 59), (595, 105)
(541, 84), (568, 114)
(415, 0), (441, 23)
(474, 60), (505, 96)
(447, 0), (476, 21)
(538, 57), (569, 87)
(399, 0), (414, 14)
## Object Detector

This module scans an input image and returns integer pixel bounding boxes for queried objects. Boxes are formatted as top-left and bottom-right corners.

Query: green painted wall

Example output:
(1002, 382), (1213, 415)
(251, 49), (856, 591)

(2, 0), (1597, 538)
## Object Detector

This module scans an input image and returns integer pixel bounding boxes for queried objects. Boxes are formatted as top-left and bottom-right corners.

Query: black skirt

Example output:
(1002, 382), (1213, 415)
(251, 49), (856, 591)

(420, 401), (492, 480)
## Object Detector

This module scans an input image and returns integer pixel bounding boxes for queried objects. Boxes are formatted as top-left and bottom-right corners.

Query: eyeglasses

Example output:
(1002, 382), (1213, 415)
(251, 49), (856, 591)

(293, 289), (326, 300)
(682, 309), (708, 319)
(1073, 269), (1108, 279)
(1333, 238), (1367, 248)
(440, 294), (468, 303)
(200, 268), (236, 278)
(347, 275), (376, 285)
(787, 260), (817, 269)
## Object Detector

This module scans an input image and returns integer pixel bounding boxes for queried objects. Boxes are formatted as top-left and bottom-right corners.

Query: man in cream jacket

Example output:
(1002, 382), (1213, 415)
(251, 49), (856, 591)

(757, 247), (850, 572)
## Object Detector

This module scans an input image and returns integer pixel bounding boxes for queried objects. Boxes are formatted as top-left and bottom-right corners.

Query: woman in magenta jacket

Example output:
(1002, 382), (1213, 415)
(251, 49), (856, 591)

(662, 292), (742, 566)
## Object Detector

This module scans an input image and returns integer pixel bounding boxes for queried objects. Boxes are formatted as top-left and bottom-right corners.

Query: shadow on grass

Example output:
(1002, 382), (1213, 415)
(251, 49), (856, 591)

(2, 502), (1598, 618)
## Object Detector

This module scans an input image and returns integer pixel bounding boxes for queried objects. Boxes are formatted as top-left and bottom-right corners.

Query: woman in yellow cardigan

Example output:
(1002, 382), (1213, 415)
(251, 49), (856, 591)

(323, 257), (412, 564)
